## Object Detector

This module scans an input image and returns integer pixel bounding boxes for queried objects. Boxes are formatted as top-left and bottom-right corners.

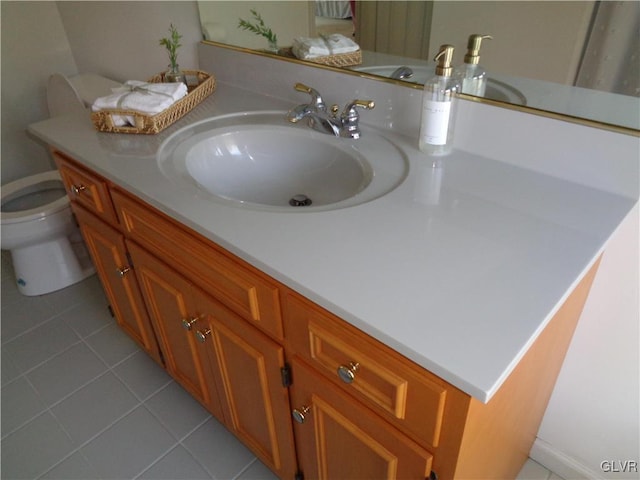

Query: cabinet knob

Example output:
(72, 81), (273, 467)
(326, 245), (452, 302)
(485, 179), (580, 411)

(70, 184), (86, 196)
(115, 266), (131, 277)
(196, 328), (211, 343)
(337, 362), (360, 384)
(292, 405), (311, 424)
(181, 316), (199, 331)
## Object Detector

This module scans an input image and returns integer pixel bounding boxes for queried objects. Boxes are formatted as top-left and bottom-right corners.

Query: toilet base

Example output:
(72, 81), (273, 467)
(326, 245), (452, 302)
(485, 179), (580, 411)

(8, 234), (96, 296)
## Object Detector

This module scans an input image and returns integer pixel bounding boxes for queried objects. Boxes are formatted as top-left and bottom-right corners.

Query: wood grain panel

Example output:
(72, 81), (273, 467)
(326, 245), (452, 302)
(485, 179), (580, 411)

(198, 291), (297, 480)
(111, 189), (283, 340)
(291, 358), (434, 480)
(55, 151), (118, 225)
(73, 204), (162, 365)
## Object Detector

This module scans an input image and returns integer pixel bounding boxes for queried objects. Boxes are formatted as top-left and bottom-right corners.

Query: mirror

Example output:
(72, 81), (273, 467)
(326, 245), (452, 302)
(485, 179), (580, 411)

(197, 1), (639, 131)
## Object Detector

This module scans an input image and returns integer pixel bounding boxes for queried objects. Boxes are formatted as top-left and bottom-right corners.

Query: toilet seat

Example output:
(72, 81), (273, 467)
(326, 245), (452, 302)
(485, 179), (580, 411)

(1, 171), (69, 224)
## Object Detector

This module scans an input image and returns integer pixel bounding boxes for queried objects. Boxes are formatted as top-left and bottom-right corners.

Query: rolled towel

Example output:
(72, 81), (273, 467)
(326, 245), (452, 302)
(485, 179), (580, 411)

(92, 80), (188, 126)
(292, 33), (359, 59)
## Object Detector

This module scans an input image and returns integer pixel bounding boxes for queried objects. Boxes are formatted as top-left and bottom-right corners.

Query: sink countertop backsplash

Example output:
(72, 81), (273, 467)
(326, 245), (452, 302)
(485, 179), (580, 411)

(28, 42), (639, 402)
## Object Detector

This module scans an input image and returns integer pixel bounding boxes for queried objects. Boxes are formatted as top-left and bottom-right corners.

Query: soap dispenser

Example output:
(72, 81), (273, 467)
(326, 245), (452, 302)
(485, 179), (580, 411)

(456, 34), (492, 96)
(419, 44), (459, 156)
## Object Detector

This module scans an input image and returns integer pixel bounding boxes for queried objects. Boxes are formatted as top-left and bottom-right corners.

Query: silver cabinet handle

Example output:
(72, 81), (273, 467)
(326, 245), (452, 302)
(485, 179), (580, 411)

(337, 362), (360, 384)
(196, 329), (211, 343)
(71, 184), (86, 196)
(182, 316), (198, 331)
(116, 266), (131, 277)
(292, 405), (311, 424)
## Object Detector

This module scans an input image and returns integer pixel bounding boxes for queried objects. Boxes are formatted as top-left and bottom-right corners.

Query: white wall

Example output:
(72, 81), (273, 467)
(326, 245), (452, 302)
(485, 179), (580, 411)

(1, 1), (78, 184)
(55, 1), (202, 83)
(533, 204), (640, 480)
(0, 1), (202, 185)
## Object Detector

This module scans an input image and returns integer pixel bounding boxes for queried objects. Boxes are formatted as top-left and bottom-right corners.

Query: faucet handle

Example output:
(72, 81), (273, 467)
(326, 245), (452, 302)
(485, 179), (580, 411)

(340, 100), (375, 139)
(293, 83), (326, 111)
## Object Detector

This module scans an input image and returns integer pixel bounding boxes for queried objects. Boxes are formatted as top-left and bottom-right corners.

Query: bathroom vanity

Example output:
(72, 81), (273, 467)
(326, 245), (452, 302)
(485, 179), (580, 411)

(30, 44), (638, 480)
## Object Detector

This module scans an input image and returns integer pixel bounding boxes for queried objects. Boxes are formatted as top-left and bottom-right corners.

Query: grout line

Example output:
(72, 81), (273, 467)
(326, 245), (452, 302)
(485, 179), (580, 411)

(232, 457), (260, 480)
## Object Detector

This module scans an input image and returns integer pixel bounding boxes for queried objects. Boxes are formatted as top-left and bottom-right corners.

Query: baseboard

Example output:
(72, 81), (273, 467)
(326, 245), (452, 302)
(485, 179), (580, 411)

(530, 438), (602, 480)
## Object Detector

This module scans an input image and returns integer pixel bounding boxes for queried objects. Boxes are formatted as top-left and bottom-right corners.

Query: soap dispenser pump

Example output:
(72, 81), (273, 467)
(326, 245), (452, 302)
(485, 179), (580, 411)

(419, 44), (459, 156)
(456, 34), (492, 96)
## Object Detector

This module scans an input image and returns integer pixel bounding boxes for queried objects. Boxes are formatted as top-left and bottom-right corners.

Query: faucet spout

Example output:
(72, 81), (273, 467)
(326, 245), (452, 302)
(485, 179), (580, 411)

(287, 83), (375, 139)
(286, 104), (313, 123)
(390, 66), (414, 80)
(287, 106), (341, 136)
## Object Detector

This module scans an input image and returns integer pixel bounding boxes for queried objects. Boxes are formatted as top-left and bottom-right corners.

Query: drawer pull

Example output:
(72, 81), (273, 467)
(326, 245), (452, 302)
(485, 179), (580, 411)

(196, 328), (212, 343)
(337, 362), (360, 384)
(182, 316), (199, 330)
(292, 405), (311, 424)
(116, 266), (131, 277)
(71, 184), (87, 196)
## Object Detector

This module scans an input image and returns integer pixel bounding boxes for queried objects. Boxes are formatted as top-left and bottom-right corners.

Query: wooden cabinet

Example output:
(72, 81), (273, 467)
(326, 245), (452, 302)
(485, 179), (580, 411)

(55, 151), (118, 225)
(128, 239), (297, 479)
(72, 205), (163, 365)
(126, 242), (223, 419)
(56, 148), (161, 366)
(112, 189), (283, 341)
(56, 152), (297, 479)
(283, 263), (601, 480)
(283, 292), (469, 451)
(290, 358), (434, 480)
(196, 286), (297, 480)
(55, 150), (602, 480)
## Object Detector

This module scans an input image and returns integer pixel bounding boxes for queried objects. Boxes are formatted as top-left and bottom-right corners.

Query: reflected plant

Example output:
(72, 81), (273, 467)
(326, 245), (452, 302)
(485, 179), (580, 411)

(238, 9), (278, 51)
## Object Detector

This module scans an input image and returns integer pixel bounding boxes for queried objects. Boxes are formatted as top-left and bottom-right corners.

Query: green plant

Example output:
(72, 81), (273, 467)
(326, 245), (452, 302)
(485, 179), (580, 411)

(237, 9), (277, 47)
(159, 23), (182, 69)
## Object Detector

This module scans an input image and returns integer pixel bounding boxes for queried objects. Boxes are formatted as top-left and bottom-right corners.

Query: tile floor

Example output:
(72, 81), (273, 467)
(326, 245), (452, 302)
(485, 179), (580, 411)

(1, 251), (561, 479)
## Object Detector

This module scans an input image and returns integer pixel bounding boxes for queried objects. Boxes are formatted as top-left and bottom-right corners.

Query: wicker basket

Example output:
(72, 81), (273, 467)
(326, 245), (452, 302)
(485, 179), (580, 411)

(282, 47), (362, 67)
(91, 70), (216, 134)
(304, 49), (362, 67)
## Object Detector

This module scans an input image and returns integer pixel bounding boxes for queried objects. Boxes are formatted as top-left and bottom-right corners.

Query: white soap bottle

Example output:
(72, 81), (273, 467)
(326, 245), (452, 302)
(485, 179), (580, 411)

(456, 34), (492, 97)
(419, 45), (459, 156)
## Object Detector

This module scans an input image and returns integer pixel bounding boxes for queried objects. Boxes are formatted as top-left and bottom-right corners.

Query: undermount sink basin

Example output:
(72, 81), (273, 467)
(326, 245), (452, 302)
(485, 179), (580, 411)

(355, 65), (527, 105)
(158, 111), (408, 212)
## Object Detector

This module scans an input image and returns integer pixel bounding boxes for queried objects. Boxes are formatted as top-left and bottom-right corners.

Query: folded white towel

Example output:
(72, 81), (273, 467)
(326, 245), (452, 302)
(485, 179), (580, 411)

(92, 80), (188, 126)
(292, 34), (359, 59)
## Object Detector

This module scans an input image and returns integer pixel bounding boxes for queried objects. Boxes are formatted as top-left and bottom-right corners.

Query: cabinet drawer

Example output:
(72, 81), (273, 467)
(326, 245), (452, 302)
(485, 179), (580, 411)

(284, 291), (461, 449)
(112, 189), (284, 341)
(54, 151), (118, 225)
(290, 358), (434, 480)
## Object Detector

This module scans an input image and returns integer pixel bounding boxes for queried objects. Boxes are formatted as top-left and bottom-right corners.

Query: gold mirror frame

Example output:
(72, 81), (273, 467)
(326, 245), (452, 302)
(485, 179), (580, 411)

(203, 40), (639, 137)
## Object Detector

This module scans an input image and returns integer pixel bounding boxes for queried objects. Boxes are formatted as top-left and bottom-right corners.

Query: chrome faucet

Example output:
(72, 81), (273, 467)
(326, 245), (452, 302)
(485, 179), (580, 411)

(390, 66), (414, 80)
(286, 83), (375, 139)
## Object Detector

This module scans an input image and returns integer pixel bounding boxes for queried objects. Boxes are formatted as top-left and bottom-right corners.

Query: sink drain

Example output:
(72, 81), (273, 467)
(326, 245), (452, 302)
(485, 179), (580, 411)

(289, 194), (312, 207)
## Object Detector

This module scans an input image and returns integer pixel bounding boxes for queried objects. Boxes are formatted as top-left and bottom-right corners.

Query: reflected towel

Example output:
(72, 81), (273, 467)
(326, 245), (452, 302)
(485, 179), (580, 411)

(292, 34), (359, 59)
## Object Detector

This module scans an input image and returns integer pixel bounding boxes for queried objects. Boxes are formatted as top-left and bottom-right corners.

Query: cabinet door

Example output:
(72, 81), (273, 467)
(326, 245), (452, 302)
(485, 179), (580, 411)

(73, 205), (162, 365)
(56, 152), (118, 225)
(197, 291), (297, 480)
(290, 358), (434, 480)
(127, 241), (223, 420)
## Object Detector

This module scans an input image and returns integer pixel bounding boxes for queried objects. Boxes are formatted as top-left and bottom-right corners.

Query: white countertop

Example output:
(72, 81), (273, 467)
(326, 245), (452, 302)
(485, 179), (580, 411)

(28, 82), (636, 402)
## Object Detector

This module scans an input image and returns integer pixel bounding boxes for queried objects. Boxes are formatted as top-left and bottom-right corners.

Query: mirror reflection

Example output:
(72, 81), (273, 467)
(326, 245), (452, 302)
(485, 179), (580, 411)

(197, 1), (639, 130)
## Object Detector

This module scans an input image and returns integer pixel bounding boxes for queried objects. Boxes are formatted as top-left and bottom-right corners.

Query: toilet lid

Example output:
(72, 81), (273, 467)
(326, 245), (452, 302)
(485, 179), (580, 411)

(47, 74), (86, 117)
(1, 171), (69, 224)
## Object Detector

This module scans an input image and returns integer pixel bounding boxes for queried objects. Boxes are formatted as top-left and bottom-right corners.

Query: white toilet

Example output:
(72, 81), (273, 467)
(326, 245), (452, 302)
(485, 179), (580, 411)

(1, 73), (120, 296)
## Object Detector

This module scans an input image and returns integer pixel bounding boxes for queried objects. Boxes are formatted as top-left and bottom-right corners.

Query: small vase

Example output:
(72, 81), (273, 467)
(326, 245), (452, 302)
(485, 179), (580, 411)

(267, 39), (279, 54)
(165, 64), (187, 86)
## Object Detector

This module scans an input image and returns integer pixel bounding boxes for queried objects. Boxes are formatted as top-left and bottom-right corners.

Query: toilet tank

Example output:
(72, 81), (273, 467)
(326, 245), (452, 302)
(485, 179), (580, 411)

(47, 73), (121, 117)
